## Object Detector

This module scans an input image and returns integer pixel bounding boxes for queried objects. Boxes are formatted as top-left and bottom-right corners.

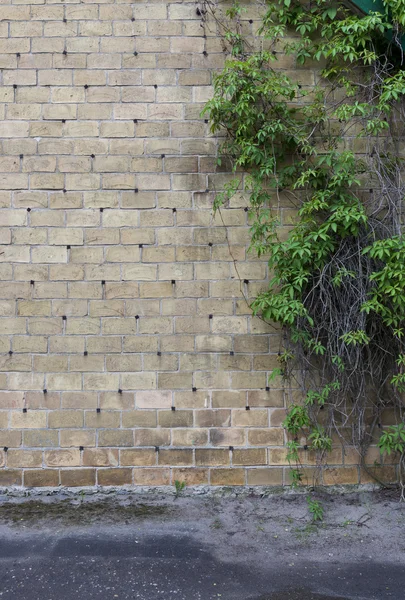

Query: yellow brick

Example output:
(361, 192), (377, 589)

(83, 448), (118, 467)
(10, 411), (47, 429)
(60, 429), (96, 448)
(48, 410), (83, 429)
(45, 449), (81, 467)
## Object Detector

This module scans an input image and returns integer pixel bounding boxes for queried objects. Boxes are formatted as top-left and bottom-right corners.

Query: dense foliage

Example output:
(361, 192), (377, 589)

(201, 0), (405, 494)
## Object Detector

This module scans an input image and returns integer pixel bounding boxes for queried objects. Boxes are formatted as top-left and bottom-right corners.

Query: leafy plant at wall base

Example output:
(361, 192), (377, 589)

(307, 496), (324, 522)
(174, 480), (186, 498)
(200, 0), (405, 494)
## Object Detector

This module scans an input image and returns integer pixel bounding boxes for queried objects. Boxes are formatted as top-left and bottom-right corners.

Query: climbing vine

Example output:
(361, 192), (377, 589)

(200, 0), (405, 495)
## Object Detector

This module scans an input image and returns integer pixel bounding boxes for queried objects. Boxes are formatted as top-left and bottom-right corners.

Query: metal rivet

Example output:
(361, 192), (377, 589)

(67, 245), (70, 250)
(157, 351), (161, 356)
(133, 119), (138, 123)
(192, 387), (197, 392)
(135, 315), (139, 320)
(84, 84), (88, 89)
(244, 279), (249, 284)
(203, 51), (208, 56)
(139, 244), (143, 248)
(161, 154), (165, 158)
(101, 280), (105, 285)
(84, 351), (88, 356)
(19, 154), (23, 159)
(118, 389), (122, 394)
(3, 447), (8, 452)
(22, 408), (27, 413)
(43, 389), (47, 394)
(30, 280), (34, 285)
(27, 207), (31, 212)
(134, 188), (139, 193)
(62, 315), (67, 320)
(171, 280), (175, 285)
(96, 408), (101, 413)
(155, 446), (159, 452)
(209, 314), (213, 319)
(8, 350), (12, 355)
(80, 446), (84, 451)
(91, 154), (95, 158)
(134, 51), (138, 56)
(229, 446), (234, 451)
(171, 406), (175, 412)
(13, 84), (17, 89)
(172, 208), (176, 213)
(154, 84), (157, 89)
(208, 242), (213, 247)
(246, 406), (250, 411)
(266, 386), (270, 392)
(230, 351), (234, 356)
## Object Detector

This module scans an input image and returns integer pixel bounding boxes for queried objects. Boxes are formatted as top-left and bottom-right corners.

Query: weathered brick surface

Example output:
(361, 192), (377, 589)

(0, 1), (390, 487)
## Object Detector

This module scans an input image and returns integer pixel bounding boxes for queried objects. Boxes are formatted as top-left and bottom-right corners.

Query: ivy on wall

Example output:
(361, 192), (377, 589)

(201, 0), (405, 495)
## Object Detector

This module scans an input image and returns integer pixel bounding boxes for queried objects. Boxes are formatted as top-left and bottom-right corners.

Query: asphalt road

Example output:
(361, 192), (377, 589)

(0, 490), (403, 600)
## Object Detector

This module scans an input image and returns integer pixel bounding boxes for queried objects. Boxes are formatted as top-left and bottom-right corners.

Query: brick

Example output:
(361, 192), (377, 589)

(24, 430), (58, 448)
(0, 470), (23, 486)
(134, 429), (170, 447)
(120, 449), (156, 467)
(323, 467), (359, 485)
(248, 428), (285, 446)
(85, 411), (120, 429)
(196, 449), (229, 467)
(62, 393), (98, 410)
(247, 468), (283, 486)
(195, 410), (231, 428)
(172, 428), (208, 446)
(24, 470), (59, 487)
(83, 449), (119, 467)
(60, 430), (96, 448)
(48, 410), (83, 429)
(7, 450), (42, 468)
(232, 449), (267, 466)
(98, 469), (132, 486)
(210, 429), (245, 447)
(98, 430), (134, 447)
(212, 391), (246, 409)
(61, 469), (96, 487)
(45, 449), (81, 467)
(100, 392), (133, 411)
(159, 450), (193, 466)
(10, 411), (47, 429)
(210, 468), (245, 486)
(233, 410), (268, 427)
(0, 392), (25, 409)
(133, 468), (170, 486)
(0, 431), (22, 448)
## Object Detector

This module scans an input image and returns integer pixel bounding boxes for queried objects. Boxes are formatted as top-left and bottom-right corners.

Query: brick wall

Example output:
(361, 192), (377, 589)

(0, 0), (382, 488)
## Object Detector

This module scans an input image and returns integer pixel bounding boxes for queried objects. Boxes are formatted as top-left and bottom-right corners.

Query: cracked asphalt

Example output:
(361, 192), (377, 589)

(0, 488), (403, 600)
